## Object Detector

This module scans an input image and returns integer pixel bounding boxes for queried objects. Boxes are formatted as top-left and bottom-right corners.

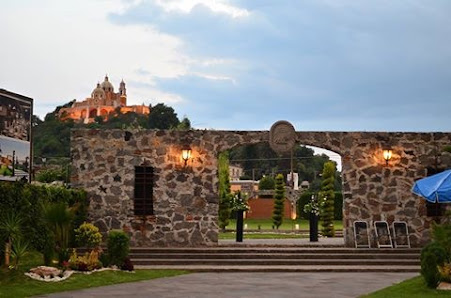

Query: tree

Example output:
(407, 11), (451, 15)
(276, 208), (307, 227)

(177, 117), (192, 130)
(259, 175), (275, 190)
(218, 152), (232, 232)
(272, 174), (285, 229)
(148, 103), (180, 129)
(319, 161), (336, 237)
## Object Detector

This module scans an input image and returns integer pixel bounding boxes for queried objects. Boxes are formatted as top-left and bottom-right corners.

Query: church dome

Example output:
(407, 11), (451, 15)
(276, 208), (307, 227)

(101, 75), (114, 92)
(91, 83), (105, 100)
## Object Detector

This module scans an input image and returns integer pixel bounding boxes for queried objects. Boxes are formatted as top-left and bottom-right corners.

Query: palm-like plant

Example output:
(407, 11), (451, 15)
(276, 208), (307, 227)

(11, 237), (29, 269)
(42, 202), (76, 263)
(0, 212), (24, 267)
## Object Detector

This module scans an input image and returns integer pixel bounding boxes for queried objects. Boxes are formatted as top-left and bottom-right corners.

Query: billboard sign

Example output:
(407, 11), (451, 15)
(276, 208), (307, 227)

(0, 89), (33, 182)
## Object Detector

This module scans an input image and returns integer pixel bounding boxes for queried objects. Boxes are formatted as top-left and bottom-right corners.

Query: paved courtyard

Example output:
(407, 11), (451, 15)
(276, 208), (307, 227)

(40, 272), (418, 298)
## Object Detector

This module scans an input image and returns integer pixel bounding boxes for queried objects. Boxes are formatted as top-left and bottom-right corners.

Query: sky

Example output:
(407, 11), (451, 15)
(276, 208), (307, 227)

(1, 0), (451, 133)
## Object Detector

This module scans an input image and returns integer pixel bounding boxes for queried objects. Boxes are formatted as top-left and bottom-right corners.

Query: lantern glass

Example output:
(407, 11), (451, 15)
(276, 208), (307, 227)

(383, 149), (392, 161)
(182, 148), (191, 162)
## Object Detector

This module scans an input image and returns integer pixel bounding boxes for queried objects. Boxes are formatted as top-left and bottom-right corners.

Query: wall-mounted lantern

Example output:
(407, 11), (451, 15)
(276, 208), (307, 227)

(181, 145), (192, 166)
(383, 149), (393, 166)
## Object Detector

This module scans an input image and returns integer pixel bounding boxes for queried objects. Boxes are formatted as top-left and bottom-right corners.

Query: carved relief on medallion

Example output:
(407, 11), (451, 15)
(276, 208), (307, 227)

(269, 120), (296, 154)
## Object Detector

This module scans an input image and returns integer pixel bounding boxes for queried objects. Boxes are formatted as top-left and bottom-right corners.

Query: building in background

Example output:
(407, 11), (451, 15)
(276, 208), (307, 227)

(229, 164), (243, 181)
(59, 75), (150, 123)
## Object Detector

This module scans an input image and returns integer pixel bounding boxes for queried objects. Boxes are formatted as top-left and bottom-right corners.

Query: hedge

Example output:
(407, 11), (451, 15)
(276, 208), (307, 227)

(0, 181), (87, 264)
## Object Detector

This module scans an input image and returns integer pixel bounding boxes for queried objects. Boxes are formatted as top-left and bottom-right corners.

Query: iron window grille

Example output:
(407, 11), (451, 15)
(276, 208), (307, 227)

(134, 166), (154, 216)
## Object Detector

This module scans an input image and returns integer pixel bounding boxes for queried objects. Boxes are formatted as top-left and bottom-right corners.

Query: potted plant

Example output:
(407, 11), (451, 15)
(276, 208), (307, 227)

(303, 195), (320, 242)
(231, 191), (250, 242)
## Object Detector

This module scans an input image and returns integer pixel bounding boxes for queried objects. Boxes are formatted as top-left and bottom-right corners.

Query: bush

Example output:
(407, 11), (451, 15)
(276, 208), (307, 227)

(0, 181), (87, 264)
(35, 168), (66, 183)
(121, 256), (134, 271)
(421, 242), (447, 288)
(107, 230), (130, 267)
(258, 176), (275, 190)
(99, 251), (110, 267)
(75, 222), (102, 248)
(68, 249), (102, 271)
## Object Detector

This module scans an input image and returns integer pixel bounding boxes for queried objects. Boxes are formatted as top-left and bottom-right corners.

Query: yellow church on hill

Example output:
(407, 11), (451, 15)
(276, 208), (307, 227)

(58, 75), (150, 123)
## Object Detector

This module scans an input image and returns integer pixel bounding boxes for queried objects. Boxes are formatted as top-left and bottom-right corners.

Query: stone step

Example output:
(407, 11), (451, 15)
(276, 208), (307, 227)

(128, 247), (421, 254)
(129, 253), (419, 260)
(131, 258), (420, 266)
(133, 264), (420, 273)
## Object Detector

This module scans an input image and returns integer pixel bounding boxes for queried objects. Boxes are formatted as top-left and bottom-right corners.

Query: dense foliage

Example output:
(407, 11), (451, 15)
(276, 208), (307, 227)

(420, 213), (451, 288)
(258, 175), (275, 190)
(0, 182), (87, 266)
(107, 230), (130, 267)
(33, 102), (191, 159)
(421, 242), (447, 288)
(272, 174), (285, 229)
(319, 161), (336, 237)
(229, 144), (341, 191)
(218, 152), (232, 232)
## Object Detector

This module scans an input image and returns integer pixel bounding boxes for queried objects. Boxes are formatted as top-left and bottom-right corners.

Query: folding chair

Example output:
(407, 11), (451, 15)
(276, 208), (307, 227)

(353, 221), (370, 248)
(374, 221), (393, 248)
(392, 221), (410, 248)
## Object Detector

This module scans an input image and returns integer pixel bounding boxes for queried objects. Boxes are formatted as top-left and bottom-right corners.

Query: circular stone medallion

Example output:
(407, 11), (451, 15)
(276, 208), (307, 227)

(269, 120), (296, 155)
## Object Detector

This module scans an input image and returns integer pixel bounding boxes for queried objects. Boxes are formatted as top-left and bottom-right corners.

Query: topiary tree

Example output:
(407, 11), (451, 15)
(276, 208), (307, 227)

(218, 152), (232, 232)
(319, 161), (335, 237)
(272, 174), (285, 229)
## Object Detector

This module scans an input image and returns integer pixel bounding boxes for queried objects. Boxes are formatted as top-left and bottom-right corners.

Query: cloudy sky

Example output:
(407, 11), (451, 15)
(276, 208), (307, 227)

(1, 0), (451, 132)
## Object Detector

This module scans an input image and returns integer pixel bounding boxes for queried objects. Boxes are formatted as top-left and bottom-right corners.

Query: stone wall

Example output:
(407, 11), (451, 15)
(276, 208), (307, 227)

(71, 129), (451, 247)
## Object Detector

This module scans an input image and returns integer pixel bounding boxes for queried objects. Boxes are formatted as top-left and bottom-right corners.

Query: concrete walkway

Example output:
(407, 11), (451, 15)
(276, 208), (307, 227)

(39, 272), (418, 298)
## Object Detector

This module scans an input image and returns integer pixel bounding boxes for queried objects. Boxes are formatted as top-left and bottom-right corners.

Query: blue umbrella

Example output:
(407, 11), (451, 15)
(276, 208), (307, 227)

(412, 169), (451, 203)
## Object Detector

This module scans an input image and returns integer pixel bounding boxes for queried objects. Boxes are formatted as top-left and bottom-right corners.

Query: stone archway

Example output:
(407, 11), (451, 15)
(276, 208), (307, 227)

(71, 129), (451, 247)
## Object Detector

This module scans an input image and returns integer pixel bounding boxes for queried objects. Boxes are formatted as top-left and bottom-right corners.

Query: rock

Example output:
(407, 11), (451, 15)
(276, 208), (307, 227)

(437, 282), (451, 290)
(29, 266), (61, 277)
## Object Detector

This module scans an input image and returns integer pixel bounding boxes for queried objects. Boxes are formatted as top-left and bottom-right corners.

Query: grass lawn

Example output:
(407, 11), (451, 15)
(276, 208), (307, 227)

(226, 218), (343, 231)
(361, 276), (451, 298)
(219, 232), (309, 240)
(0, 252), (188, 298)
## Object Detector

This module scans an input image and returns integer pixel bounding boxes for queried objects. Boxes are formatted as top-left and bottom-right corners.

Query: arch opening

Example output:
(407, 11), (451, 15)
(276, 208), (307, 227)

(217, 141), (344, 243)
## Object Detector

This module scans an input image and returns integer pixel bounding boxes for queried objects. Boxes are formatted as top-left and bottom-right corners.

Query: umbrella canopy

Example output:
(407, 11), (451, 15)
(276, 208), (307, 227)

(412, 169), (451, 203)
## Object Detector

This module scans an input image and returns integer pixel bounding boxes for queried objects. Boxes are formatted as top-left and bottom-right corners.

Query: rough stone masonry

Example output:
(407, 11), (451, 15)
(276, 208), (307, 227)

(71, 129), (451, 247)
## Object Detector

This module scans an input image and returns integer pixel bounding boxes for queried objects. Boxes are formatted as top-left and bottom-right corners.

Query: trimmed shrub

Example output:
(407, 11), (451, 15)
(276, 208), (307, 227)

(107, 230), (130, 266)
(272, 174), (285, 229)
(320, 161), (335, 237)
(75, 222), (102, 249)
(421, 242), (447, 288)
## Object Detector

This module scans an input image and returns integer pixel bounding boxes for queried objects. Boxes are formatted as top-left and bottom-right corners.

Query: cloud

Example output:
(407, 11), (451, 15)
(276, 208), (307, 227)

(2, 0), (451, 131)
(108, 0), (451, 131)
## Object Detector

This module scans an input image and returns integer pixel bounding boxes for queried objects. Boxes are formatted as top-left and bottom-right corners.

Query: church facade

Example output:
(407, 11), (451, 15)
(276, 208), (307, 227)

(59, 75), (150, 123)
